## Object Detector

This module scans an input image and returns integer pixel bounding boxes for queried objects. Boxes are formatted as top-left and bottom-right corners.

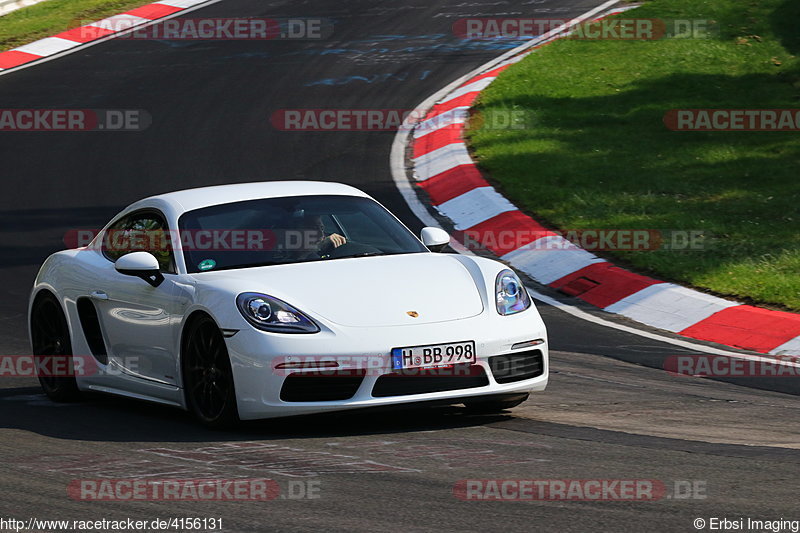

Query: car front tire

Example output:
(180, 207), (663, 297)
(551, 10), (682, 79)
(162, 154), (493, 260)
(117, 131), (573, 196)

(182, 315), (239, 429)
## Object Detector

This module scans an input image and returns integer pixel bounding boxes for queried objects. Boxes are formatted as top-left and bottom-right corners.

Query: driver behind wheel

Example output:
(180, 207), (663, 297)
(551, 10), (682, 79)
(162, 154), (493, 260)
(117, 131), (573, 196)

(299, 215), (346, 258)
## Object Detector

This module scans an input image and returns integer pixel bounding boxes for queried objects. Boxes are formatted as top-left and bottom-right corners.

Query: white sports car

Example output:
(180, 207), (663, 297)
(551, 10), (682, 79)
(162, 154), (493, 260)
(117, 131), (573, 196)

(29, 182), (548, 427)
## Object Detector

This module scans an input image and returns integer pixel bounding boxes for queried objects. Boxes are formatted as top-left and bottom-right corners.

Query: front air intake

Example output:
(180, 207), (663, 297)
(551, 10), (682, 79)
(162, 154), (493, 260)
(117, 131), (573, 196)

(489, 349), (544, 384)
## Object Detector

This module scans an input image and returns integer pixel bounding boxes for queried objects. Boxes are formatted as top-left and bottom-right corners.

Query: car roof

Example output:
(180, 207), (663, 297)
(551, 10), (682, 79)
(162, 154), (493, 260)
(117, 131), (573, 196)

(129, 181), (371, 214)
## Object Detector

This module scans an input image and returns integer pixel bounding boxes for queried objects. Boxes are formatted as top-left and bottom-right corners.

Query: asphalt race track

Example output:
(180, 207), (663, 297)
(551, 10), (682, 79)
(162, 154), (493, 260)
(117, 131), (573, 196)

(1, 1), (799, 531)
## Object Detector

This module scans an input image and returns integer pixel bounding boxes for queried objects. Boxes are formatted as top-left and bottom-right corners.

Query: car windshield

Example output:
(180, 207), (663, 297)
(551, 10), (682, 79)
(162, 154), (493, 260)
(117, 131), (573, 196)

(178, 194), (429, 273)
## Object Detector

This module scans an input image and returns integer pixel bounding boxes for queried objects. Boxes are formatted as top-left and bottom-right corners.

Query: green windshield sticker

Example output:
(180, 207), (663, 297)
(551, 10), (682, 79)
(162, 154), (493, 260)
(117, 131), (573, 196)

(198, 259), (216, 271)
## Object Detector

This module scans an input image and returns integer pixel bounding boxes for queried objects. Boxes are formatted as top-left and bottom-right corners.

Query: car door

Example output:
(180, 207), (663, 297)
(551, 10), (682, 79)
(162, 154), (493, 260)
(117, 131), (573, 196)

(91, 209), (183, 386)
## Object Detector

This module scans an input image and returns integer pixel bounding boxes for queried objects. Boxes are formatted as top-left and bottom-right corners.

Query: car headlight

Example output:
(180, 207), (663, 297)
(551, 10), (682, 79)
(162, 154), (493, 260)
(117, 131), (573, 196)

(236, 292), (320, 333)
(495, 269), (531, 315)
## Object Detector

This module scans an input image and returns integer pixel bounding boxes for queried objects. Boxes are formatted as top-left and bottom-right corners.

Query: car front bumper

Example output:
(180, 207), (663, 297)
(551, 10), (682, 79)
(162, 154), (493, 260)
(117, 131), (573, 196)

(225, 307), (548, 420)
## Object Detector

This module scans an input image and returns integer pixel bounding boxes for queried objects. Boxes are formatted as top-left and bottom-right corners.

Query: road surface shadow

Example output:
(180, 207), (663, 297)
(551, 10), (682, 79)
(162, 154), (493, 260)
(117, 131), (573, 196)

(0, 388), (511, 442)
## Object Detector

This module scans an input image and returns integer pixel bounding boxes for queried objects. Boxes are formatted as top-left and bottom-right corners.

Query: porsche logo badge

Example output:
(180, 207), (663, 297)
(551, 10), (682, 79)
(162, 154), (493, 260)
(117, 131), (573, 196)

(406, 311), (419, 318)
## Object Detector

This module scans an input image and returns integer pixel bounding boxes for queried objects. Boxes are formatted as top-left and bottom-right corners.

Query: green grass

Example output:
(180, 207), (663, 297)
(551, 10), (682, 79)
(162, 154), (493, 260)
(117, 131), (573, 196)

(468, 0), (800, 312)
(0, 0), (150, 51)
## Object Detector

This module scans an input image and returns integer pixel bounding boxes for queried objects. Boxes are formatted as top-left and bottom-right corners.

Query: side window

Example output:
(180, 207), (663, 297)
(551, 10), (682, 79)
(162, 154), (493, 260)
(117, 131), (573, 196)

(103, 211), (175, 273)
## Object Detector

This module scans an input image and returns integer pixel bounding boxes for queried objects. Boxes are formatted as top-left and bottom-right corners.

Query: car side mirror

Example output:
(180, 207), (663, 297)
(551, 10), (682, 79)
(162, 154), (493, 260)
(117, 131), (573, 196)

(115, 251), (164, 287)
(420, 227), (450, 252)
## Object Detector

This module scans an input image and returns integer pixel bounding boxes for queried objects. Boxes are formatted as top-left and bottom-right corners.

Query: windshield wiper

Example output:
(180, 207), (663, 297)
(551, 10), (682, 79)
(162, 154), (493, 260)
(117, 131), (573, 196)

(332, 252), (388, 260)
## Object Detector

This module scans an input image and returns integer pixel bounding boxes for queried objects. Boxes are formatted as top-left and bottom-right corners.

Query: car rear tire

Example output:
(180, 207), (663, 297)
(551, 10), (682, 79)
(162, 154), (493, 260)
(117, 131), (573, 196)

(30, 292), (81, 402)
(182, 315), (239, 429)
(463, 393), (529, 413)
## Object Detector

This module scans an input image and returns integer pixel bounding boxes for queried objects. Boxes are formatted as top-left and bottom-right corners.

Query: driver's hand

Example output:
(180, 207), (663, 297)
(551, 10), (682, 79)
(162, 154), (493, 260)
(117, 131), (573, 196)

(327, 234), (346, 248)
(319, 233), (346, 254)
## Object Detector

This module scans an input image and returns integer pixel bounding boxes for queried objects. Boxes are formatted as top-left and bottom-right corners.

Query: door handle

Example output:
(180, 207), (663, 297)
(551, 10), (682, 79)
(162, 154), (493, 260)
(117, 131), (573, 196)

(90, 290), (109, 301)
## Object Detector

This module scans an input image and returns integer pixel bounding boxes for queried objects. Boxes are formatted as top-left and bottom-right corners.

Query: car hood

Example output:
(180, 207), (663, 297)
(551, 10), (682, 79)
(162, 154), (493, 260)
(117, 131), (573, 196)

(195, 253), (485, 327)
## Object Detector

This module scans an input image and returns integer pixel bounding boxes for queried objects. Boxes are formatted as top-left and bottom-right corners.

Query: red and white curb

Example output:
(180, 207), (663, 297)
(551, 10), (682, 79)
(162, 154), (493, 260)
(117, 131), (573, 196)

(395, 1), (800, 357)
(0, 0), (213, 73)
(1, 0), (49, 17)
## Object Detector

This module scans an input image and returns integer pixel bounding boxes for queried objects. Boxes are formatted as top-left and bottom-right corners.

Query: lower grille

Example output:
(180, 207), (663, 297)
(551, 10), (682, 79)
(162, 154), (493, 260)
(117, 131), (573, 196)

(280, 370), (365, 402)
(489, 349), (545, 384)
(372, 364), (489, 397)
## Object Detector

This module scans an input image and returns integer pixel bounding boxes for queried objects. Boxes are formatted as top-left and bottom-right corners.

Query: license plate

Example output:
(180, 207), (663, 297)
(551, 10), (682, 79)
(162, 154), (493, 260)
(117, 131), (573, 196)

(391, 341), (476, 370)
